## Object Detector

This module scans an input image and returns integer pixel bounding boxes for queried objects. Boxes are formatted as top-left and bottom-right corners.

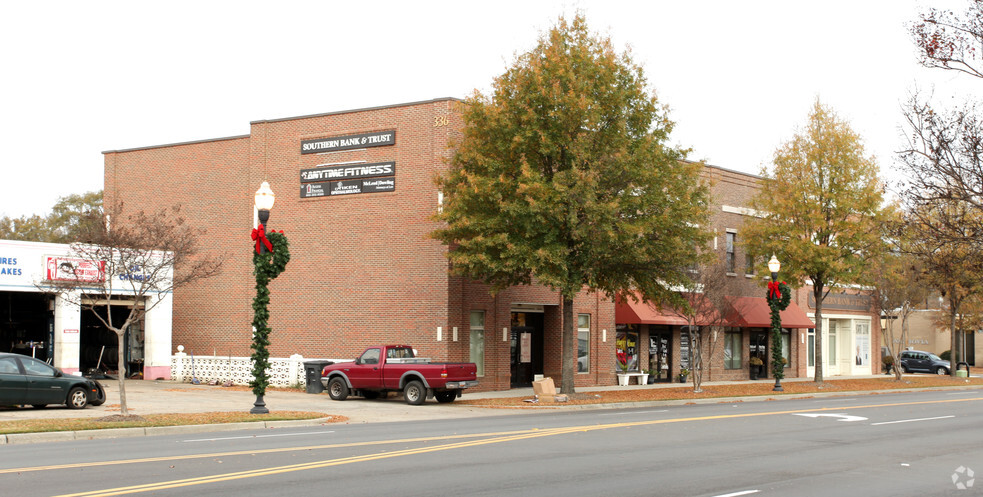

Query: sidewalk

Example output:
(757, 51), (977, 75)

(0, 374), (894, 422)
(0, 375), (974, 444)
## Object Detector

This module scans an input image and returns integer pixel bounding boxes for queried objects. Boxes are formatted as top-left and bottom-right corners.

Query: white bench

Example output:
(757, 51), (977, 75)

(618, 373), (649, 385)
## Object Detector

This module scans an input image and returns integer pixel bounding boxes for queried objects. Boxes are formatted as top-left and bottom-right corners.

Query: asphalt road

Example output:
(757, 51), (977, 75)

(3, 388), (982, 497)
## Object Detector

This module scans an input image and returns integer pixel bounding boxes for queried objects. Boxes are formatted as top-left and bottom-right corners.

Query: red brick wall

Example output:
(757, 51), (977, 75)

(104, 99), (616, 391)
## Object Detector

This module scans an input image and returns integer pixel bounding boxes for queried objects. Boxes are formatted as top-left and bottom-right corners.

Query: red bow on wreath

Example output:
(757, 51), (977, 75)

(251, 224), (274, 254)
(767, 280), (782, 299)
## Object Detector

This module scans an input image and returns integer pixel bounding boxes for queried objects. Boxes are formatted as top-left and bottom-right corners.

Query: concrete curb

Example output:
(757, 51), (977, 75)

(1, 417), (334, 445)
(2, 384), (980, 444)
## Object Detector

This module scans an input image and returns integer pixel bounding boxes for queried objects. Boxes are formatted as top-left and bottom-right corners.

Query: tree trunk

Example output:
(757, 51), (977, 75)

(891, 317), (903, 381)
(813, 284), (824, 384)
(691, 326), (702, 393)
(116, 329), (128, 415)
(950, 300), (959, 378)
(560, 297), (576, 394)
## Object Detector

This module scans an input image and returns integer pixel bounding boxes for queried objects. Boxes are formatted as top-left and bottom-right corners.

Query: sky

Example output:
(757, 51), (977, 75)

(1, 0), (978, 218)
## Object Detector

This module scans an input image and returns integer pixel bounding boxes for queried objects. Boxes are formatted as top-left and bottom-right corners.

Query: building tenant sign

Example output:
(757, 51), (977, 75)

(300, 130), (395, 154)
(45, 256), (105, 283)
(300, 161), (396, 198)
(808, 293), (871, 311)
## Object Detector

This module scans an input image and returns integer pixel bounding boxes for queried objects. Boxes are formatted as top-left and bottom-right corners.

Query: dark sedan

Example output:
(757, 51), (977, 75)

(0, 352), (105, 409)
(898, 350), (951, 375)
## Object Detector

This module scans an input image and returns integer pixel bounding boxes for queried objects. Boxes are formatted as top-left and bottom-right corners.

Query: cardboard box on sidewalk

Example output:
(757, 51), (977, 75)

(533, 377), (558, 402)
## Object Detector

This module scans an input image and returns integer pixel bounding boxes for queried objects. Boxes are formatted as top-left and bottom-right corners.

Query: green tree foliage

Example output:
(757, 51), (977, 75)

(902, 1), (983, 375)
(869, 244), (931, 380)
(898, 200), (983, 374)
(742, 100), (889, 383)
(432, 15), (711, 394)
(0, 191), (102, 243)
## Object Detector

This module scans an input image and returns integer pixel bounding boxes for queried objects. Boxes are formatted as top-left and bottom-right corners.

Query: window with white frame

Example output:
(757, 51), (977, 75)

(470, 311), (485, 376)
(726, 231), (736, 273)
(578, 314), (590, 373)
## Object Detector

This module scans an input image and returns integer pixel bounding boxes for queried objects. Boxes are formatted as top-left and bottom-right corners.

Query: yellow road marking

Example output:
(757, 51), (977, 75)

(30, 395), (983, 497)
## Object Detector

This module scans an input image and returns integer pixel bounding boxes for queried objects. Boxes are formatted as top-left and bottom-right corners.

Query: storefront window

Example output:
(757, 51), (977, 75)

(616, 326), (639, 372)
(808, 329), (815, 367)
(855, 322), (870, 367)
(469, 311), (485, 376)
(577, 314), (590, 373)
(782, 329), (791, 366)
(724, 329), (742, 369)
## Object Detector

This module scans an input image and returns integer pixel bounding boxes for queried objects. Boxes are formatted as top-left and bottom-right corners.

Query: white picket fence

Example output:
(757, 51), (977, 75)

(170, 351), (346, 387)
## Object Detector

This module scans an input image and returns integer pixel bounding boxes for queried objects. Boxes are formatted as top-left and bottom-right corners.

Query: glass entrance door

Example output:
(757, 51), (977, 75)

(750, 331), (768, 378)
(510, 312), (544, 388)
(648, 327), (672, 382)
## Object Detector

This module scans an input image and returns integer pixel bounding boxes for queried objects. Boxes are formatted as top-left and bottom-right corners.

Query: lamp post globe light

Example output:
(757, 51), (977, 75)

(767, 255), (785, 392)
(255, 181), (276, 227)
(250, 181), (289, 414)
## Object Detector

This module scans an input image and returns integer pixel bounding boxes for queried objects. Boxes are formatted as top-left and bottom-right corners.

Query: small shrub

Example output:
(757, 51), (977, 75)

(940, 350), (951, 361)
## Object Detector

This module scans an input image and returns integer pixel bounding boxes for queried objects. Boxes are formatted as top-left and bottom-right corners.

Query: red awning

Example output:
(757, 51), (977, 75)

(615, 292), (720, 326)
(616, 294), (690, 326)
(726, 296), (815, 329)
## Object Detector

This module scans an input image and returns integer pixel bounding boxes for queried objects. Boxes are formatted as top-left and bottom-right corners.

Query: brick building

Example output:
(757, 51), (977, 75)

(615, 165), (883, 383)
(103, 98), (616, 391)
(102, 97), (881, 391)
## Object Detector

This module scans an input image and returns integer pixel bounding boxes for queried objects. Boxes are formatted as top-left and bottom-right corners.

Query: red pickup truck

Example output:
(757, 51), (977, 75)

(319, 345), (479, 405)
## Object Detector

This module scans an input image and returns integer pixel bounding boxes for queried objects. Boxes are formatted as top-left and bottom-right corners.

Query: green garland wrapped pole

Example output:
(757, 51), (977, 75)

(766, 255), (791, 392)
(249, 220), (290, 414)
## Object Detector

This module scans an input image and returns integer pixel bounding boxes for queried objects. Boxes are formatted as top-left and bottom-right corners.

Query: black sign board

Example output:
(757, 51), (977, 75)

(301, 130), (395, 154)
(300, 178), (396, 198)
(300, 161), (395, 183)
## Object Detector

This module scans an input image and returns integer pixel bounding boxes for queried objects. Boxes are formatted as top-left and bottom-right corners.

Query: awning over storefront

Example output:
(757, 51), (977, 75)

(616, 295), (690, 326)
(616, 292), (815, 329)
(726, 296), (815, 329)
(615, 293), (721, 326)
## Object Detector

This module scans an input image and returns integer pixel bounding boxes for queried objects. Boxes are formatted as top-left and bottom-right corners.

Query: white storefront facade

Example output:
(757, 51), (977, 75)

(0, 239), (173, 379)
(805, 291), (876, 377)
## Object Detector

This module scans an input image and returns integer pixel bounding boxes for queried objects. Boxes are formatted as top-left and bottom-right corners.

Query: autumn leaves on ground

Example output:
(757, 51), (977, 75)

(456, 376), (983, 408)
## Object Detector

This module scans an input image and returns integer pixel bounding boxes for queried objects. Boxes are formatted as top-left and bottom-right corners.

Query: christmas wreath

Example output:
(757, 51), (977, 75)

(250, 228), (290, 396)
(766, 280), (791, 381)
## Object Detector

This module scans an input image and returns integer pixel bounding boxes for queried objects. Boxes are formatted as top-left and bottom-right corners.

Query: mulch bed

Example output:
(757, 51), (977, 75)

(456, 376), (983, 408)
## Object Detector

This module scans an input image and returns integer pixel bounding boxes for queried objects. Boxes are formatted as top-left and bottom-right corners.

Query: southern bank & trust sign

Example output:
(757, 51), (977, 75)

(300, 130), (395, 154)
(300, 161), (396, 198)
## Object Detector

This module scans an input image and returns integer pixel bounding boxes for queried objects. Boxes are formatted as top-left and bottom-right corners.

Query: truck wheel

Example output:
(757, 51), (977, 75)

(435, 391), (456, 403)
(327, 377), (349, 401)
(403, 380), (426, 405)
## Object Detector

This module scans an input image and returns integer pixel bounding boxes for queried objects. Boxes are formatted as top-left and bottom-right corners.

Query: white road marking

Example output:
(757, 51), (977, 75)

(599, 410), (667, 416)
(946, 391), (973, 395)
(793, 413), (868, 422)
(711, 490), (759, 497)
(181, 431), (336, 442)
(871, 415), (955, 426)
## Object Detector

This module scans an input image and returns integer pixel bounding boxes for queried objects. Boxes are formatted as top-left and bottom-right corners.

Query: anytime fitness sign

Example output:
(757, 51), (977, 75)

(299, 161), (396, 198)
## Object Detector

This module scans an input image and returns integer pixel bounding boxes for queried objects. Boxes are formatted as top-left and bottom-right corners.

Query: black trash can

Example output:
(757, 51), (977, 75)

(303, 360), (333, 394)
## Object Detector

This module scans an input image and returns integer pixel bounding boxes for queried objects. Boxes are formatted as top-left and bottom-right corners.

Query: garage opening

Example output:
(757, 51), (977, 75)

(80, 296), (144, 378)
(0, 291), (53, 361)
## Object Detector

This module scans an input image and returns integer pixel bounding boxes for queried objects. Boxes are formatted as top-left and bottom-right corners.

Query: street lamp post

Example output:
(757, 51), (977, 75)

(767, 255), (785, 392)
(250, 181), (280, 414)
